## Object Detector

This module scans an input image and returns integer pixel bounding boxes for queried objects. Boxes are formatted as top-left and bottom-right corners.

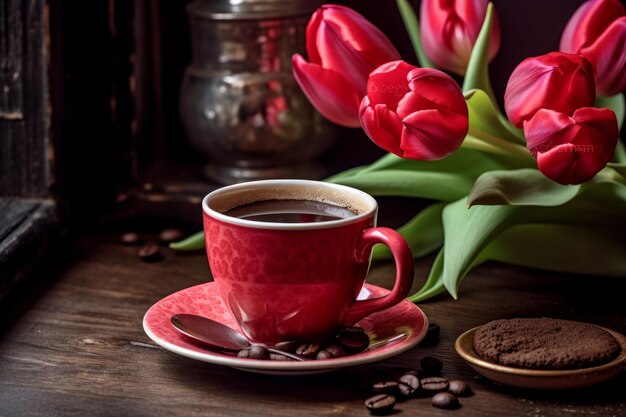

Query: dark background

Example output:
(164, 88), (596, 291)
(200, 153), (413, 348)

(48, 0), (626, 220)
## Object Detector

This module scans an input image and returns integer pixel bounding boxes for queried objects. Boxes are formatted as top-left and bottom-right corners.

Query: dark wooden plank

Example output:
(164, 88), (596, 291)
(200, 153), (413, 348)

(0, 230), (624, 417)
(0, 0), (49, 197)
(0, 198), (59, 302)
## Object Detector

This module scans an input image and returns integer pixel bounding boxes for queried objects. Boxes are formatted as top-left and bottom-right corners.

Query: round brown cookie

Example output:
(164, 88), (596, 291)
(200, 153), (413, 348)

(473, 318), (621, 370)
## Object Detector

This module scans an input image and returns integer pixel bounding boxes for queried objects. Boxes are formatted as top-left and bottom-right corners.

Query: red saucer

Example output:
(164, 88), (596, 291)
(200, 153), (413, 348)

(143, 282), (428, 375)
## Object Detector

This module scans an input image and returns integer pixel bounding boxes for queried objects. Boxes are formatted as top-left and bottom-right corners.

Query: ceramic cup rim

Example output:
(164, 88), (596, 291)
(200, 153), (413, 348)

(202, 179), (378, 231)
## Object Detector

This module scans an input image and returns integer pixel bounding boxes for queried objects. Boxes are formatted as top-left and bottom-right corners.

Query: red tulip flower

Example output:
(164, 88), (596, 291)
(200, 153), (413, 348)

(504, 52), (596, 128)
(359, 61), (469, 161)
(560, 0), (626, 96)
(420, 0), (501, 75)
(292, 5), (401, 127)
(524, 108), (618, 185)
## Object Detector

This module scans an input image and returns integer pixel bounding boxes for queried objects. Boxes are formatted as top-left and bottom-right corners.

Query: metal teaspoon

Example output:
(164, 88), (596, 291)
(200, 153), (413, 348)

(171, 314), (305, 361)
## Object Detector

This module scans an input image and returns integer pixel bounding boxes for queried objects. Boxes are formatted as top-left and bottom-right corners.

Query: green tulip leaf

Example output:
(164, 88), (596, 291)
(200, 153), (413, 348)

(484, 223), (626, 277)
(328, 170), (474, 202)
(607, 162), (626, 180)
(468, 169), (581, 207)
(324, 165), (368, 182)
(373, 202), (444, 260)
(465, 89), (525, 144)
(441, 199), (521, 298)
(407, 249), (447, 303)
(596, 94), (626, 163)
(169, 231), (205, 251)
(596, 94), (625, 130)
(396, 0), (434, 68)
(462, 3), (497, 105)
(327, 148), (512, 181)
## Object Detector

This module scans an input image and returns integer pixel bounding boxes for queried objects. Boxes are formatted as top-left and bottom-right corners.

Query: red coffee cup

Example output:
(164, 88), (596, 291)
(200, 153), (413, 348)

(202, 180), (414, 344)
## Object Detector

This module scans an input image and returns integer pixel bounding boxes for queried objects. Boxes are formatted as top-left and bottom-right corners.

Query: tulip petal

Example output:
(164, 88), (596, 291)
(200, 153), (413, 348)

(359, 98), (404, 156)
(405, 68), (468, 117)
(560, 0), (626, 52)
(504, 52), (596, 127)
(580, 17), (626, 95)
(528, 107), (618, 184)
(319, 5), (401, 67)
(367, 61), (413, 112)
(316, 19), (372, 93)
(305, 8), (324, 65)
(292, 54), (361, 127)
(524, 109), (576, 153)
(420, 0), (500, 75)
(536, 144), (589, 185)
(400, 109), (468, 160)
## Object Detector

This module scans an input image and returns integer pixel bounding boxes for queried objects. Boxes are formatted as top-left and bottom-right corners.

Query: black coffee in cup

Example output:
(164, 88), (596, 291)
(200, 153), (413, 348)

(224, 199), (357, 223)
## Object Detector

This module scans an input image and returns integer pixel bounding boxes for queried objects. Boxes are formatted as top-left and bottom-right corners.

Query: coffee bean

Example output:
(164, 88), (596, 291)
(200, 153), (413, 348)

(274, 341), (297, 353)
(432, 392), (460, 409)
(421, 377), (449, 394)
(364, 394), (396, 415)
(247, 345), (269, 359)
(423, 323), (440, 345)
(398, 373), (420, 397)
(138, 243), (163, 262)
(448, 380), (473, 397)
(296, 343), (321, 359)
(159, 228), (184, 244)
(372, 381), (399, 395)
(420, 356), (443, 375)
(337, 327), (370, 352)
(317, 345), (347, 360)
(121, 232), (143, 245)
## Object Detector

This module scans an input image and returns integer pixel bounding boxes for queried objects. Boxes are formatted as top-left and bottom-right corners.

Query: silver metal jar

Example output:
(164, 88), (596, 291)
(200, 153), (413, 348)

(180, 0), (334, 184)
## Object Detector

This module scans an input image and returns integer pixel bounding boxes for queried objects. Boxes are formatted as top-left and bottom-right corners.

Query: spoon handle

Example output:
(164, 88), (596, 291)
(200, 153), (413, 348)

(265, 347), (306, 362)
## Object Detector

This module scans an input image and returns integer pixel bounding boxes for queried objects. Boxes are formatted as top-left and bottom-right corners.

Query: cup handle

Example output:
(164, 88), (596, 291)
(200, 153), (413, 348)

(340, 227), (414, 327)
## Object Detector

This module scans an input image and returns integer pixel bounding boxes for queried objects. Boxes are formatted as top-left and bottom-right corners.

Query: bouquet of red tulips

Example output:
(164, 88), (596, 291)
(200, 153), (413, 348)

(293, 0), (626, 301)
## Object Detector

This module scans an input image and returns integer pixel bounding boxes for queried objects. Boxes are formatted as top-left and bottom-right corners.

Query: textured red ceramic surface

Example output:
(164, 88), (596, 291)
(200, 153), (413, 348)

(143, 282), (428, 373)
(203, 212), (373, 343)
(203, 210), (414, 343)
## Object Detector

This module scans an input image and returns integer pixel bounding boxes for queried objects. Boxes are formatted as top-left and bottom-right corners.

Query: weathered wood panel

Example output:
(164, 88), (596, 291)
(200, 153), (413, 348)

(0, 0), (48, 197)
(0, 198), (59, 302)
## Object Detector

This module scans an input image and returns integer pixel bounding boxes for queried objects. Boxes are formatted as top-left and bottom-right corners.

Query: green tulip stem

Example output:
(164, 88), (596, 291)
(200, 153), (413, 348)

(396, 0), (434, 69)
(463, 130), (535, 165)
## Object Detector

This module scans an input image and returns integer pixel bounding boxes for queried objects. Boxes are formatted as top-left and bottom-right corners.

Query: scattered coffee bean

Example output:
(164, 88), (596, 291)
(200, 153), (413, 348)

(121, 232), (143, 245)
(421, 377), (449, 395)
(432, 392), (460, 409)
(296, 343), (322, 359)
(337, 327), (370, 352)
(423, 323), (440, 345)
(317, 345), (347, 360)
(159, 228), (184, 244)
(372, 381), (399, 395)
(247, 345), (269, 359)
(138, 243), (163, 262)
(398, 373), (420, 397)
(237, 349), (250, 358)
(274, 341), (297, 353)
(448, 380), (472, 397)
(364, 394), (396, 415)
(420, 356), (443, 375)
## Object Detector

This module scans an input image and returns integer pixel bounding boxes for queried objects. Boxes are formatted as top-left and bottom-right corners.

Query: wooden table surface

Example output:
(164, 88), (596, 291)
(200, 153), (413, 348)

(1, 230), (625, 417)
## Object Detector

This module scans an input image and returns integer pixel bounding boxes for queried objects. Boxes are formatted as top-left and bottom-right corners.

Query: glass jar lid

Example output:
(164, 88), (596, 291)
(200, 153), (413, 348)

(187, 0), (321, 20)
